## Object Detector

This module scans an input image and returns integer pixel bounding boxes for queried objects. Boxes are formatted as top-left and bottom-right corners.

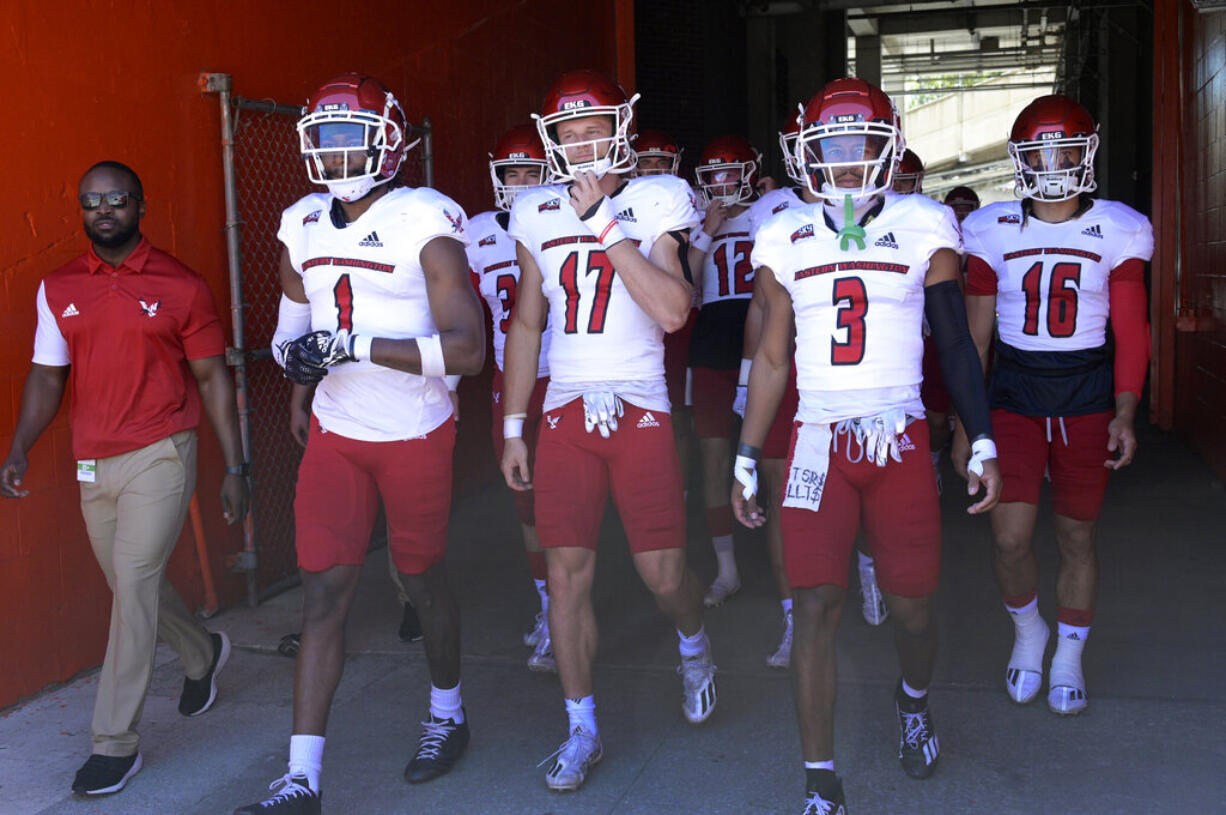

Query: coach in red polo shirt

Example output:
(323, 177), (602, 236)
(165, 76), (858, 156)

(0, 161), (249, 798)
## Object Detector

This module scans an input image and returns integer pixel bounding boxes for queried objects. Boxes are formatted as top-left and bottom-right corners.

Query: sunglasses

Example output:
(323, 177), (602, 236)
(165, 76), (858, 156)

(79, 191), (141, 210)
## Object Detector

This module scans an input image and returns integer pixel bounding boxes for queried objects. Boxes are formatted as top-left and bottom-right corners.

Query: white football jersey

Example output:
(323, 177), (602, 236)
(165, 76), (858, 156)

(467, 210), (550, 376)
(277, 187), (470, 442)
(962, 199), (1153, 352)
(752, 191), (962, 422)
(747, 187), (803, 239)
(699, 208), (756, 306)
(508, 175), (700, 408)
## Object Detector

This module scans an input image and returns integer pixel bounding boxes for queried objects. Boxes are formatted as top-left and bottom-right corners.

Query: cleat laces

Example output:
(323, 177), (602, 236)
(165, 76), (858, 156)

(260, 774), (314, 806)
(415, 719), (453, 760)
(803, 790), (841, 815)
(900, 709), (931, 750)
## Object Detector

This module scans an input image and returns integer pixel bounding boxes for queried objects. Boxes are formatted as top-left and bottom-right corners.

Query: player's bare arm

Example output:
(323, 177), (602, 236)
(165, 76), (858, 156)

(500, 241), (548, 492)
(368, 236), (485, 376)
(923, 248), (1001, 513)
(569, 170), (692, 331)
(732, 266), (793, 528)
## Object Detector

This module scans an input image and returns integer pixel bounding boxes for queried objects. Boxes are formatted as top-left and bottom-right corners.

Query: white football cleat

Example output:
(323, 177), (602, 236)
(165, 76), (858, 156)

(703, 577), (741, 607)
(527, 633), (557, 673)
(1005, 619), (1049, 705)
(679, 651), (718, 723)
(766, 613), (793, 669)
(541, 727), (603, 792)
(523, 611), (547, 647)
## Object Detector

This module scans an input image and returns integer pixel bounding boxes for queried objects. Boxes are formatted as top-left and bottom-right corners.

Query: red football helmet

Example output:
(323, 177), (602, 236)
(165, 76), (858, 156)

(778, 114), (804, 186)
(796, 78), (903, 201)
(535, 70), (639, 181)
(489, 124), (549, 211)
(943, 186), (980, 222)
(694, 135), (760, 207)
(892, 149), (925, 194)
(634, 129), (682, 176)
(1008, 94), (1099, 201)
(297, 73), (414, 202)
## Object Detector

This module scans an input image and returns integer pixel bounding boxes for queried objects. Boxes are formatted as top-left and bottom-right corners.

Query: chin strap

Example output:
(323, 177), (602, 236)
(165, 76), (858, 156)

(837, 194), (867, 251)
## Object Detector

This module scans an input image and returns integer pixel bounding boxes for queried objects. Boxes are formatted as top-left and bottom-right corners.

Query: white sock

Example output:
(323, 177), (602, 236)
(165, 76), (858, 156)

(1050, 623), (1089, 689)
(565, 695), (598, 736)
(804, 759), (835, 771)
(534, 579), (549, 615)
(781, 598), (793, 616)
(712, 534), (737, 581)
(430, 682), (464, 723)
(901, 679), (928, 699)
(678, 626), (709, 659)
(1005, 597), (1048, 671)
(288, 734), (325, 792)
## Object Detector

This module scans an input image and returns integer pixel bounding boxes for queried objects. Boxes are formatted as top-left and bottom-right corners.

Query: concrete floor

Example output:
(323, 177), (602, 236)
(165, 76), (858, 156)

(2, 421), (1224, 815)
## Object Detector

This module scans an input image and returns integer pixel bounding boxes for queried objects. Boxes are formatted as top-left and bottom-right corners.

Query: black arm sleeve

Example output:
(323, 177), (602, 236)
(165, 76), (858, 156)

(924, 279), (993, 441)
(669, 229), (694, 284)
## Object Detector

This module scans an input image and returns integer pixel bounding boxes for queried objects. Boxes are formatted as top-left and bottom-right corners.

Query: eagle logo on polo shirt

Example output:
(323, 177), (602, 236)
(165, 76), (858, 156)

(138, 299), (161, 318)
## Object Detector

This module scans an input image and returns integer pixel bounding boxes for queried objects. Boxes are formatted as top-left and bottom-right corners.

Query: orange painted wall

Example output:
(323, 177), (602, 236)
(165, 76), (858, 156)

(0, 0), (628, 709)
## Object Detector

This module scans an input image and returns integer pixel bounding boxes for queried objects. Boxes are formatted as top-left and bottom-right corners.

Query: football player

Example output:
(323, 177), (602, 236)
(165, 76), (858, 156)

(500, 70), (715, 792)
(468, 123), (555, 672)
(235, 74), (485, 814)
(733, 78), (1001, 813)
(944, 186), (981, 223)
(892, 148), (925, 195)
(730, 113), (816, 667)
(957, 95), (1152, 716)
(635, 129), (701, 509)
(687, 135), (762, 607)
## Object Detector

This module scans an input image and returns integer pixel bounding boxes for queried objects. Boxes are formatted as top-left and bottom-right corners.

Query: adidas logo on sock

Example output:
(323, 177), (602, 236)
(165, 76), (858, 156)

(1080, 224), (1103, 239)
(359, 230), (383, 247)
(61, 303), (80, 317)
(637, 411), (660, 429)
(1066, 632), (1081, 640)
(874, 231), (899, 249)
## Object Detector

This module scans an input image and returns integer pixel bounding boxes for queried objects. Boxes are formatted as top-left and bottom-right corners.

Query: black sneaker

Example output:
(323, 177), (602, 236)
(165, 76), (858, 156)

(180, 631), (231, 716)
(72, 752), (142, 796)
(895, 681), (940, 779)
(233, 773), (321, 814)
(278, 633), (301, 658)
(399, 602), (424, 643)
(801, 770), (846, 814)
(404, 712), (470, 783)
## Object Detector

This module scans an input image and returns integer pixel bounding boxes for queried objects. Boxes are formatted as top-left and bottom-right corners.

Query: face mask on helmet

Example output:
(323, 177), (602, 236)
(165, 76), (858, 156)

(694, 162), (757, 206)
(297, 79), (415, 203)
(1008, 134), (1098, 201)
(634, 150), (681, 176)
(536, 107), (639, 181)
(799, 126), (898, 202)
(490, 160), (549, 211)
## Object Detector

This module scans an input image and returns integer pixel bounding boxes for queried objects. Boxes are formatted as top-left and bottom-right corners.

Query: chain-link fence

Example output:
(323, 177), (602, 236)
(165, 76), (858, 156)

(223, 90), (431, 595)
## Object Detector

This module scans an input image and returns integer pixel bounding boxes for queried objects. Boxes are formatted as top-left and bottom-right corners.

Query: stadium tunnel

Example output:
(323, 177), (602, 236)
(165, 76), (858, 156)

(0, 0), (1221, 715)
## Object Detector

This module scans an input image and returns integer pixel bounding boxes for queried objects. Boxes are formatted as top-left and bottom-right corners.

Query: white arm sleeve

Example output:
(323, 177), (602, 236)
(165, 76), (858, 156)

(271, 294), (313, 368)
(32, 282), (70, 366)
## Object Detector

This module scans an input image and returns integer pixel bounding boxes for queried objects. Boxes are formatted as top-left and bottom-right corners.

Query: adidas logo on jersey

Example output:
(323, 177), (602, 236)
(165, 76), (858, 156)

(636, 411), (661, 429)
(61, 303), (80, 317)
(1081, 224), (1103, 239)
(478, 234), (496, 247)
(358, 231), (383, 248)
(874, 232), (899, 249)
(616, 207), (637, 223)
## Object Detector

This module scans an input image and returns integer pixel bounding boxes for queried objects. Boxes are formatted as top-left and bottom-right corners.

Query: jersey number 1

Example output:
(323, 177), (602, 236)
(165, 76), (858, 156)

(333, 274), (354, 332)
(560, 250), (615, 334)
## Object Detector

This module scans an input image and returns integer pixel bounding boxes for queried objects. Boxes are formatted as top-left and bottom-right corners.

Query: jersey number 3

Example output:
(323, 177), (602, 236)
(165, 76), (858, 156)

(831, 277), (868, 365)
(560, 250), (615, 334)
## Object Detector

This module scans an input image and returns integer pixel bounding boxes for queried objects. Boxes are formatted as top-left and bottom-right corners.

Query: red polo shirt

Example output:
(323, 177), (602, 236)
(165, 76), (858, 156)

(33, 238), (226, 459)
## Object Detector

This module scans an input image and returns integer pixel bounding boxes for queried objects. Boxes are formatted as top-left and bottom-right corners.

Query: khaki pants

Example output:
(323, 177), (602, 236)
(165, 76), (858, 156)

(80, 430), (213, 756)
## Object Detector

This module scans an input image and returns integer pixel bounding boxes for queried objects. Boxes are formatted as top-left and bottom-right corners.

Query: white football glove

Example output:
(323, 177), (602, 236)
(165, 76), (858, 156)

(582, 392), (624, 438)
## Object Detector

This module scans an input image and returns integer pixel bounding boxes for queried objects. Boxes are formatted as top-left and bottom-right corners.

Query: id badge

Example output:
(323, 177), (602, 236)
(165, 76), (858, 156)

(77, 459), (97, 483)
